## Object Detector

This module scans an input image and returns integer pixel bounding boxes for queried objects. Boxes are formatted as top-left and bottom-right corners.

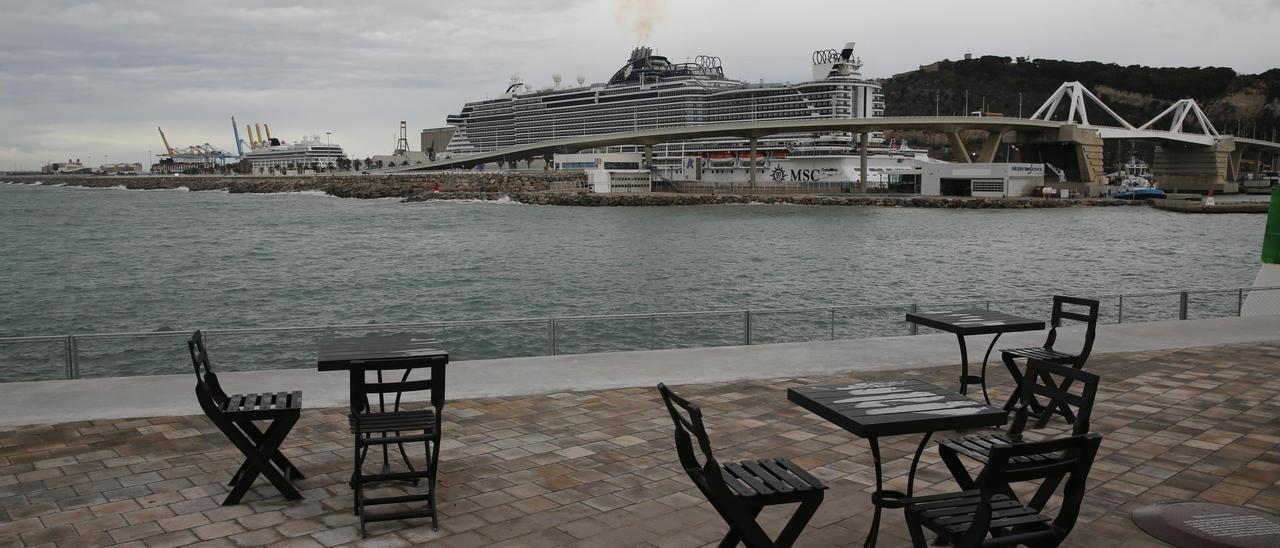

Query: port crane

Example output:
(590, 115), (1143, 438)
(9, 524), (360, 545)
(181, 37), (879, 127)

(156, 127), (237, 165)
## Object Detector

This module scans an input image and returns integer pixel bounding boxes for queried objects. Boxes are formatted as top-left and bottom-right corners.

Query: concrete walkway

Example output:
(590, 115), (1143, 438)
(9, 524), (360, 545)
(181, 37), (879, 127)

(2, 315), (1278, 426)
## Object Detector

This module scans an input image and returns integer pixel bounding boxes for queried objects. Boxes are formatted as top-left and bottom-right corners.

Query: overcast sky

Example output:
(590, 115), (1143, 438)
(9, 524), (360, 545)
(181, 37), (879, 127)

(2, 0), (1277, 170)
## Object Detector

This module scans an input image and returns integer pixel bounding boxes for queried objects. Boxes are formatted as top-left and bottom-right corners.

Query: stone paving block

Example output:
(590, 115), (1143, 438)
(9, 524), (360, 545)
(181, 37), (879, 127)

(0, 341), (1275, 547)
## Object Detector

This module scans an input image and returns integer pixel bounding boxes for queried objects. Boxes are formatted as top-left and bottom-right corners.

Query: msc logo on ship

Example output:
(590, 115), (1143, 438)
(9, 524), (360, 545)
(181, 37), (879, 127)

(771, 166), (832, 182)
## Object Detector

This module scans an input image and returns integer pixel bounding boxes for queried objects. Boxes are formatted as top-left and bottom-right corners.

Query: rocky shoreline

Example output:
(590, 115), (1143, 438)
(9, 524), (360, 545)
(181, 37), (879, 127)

(1, 173), (579, 199)
(5, 174), (1147, 208)
(405, 191), (1146, 208)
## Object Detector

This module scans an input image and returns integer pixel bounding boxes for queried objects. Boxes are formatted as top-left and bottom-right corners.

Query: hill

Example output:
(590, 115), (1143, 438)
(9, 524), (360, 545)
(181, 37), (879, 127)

(881, 55), (1280, 164)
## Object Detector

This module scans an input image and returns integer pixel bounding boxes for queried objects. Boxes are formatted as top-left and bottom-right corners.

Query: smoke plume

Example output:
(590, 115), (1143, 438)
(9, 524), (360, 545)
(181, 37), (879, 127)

(616, 0), (663, 44)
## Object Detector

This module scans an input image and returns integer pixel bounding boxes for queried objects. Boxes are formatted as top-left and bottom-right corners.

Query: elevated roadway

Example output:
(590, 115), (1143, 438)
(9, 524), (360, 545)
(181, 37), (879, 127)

(392, 116), (1065, 172)
(393, 116), (1279, 188)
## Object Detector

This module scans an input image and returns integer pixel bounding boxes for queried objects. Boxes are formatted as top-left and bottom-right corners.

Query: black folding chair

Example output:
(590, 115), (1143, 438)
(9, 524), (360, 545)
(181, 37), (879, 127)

(657, 383), (826, 548)
(999, 296), (1099, 419)
(904, 433), (1103, 548)
(188, 330), (304, 506)
(350, 358), (445, 537)
(939, 358), (1098, 510)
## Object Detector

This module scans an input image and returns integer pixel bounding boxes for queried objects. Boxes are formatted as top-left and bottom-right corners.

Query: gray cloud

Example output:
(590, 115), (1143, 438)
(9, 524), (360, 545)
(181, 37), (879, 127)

(1, 0), (1276, 170)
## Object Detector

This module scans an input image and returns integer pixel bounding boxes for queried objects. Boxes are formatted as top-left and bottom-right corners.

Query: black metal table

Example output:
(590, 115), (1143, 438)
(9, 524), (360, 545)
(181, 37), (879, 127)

(905, 308), (1045, 404)
(317, 334), (449, 415)
(788, 379), (1007, 547)
(318, 334), (448, 474)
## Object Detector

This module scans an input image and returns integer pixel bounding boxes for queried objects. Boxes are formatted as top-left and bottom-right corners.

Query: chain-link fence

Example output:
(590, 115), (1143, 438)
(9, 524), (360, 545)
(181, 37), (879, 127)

(3, 286), (1278, 382)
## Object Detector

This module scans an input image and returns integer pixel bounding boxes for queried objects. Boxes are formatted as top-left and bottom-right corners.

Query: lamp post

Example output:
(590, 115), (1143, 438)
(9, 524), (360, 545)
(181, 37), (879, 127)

(964, 90), (969, 116)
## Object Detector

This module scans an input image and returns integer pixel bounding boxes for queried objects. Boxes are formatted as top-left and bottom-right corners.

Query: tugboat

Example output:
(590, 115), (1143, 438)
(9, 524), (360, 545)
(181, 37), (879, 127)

(1110, 156), (1166, 199)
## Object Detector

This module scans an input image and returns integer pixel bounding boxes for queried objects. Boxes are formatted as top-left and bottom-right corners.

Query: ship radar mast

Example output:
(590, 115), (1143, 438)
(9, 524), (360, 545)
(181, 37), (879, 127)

(812, 41), (863, 80)
(502, 73), (525, 97)
(607, 46), (724, 86)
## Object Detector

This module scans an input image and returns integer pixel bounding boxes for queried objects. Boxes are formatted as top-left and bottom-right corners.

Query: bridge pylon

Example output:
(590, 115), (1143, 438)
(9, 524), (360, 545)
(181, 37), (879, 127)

(1030, 82), (1135, 129)
(1138, 99), (1220, 137)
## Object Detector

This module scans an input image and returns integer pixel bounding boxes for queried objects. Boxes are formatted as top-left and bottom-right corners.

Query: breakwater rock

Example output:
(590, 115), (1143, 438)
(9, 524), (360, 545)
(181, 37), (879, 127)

(7, 175), (1148, 208)
(3, 172), (585, 198)
(405, 191), (1148, 208)
(1150, 198), (1268, 213)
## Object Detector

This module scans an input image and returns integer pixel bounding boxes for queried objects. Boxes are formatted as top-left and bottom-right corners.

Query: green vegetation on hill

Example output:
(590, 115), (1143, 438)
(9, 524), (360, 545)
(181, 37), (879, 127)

(883, 55), (1278, 138)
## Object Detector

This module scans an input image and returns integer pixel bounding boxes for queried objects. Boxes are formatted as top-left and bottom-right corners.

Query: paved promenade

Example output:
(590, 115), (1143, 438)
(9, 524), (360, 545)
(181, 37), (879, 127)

(2, 315), (1279, 427)
(1, 334), (1278, 546)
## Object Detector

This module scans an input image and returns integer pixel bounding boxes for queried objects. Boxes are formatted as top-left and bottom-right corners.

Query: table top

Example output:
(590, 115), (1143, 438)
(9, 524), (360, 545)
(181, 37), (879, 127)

(788, 379), (1007, 437)
(905, 308), (1045, 336)
(317, 334), (448, 371)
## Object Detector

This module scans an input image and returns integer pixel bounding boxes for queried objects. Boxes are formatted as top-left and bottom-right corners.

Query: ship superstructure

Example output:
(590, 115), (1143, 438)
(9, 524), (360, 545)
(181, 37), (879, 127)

(242, 135), (347, 172)
(443, 43), (884, 159)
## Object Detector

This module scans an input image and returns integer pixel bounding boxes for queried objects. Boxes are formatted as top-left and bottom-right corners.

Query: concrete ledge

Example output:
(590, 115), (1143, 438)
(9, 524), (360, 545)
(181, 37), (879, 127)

(2, 315), (1278, 427)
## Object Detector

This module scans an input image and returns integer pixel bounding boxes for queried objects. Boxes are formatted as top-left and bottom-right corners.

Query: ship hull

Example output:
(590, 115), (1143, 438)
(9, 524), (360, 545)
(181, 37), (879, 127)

(656, 155), (939, 185)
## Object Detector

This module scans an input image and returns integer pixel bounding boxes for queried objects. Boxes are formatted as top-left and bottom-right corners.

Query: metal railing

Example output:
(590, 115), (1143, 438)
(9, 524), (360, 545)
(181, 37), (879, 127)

(2, 285), (1278, 382)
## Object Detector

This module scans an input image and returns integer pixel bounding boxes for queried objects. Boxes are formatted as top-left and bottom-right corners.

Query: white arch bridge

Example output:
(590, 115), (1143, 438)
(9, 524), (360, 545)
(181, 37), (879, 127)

(396, 81), (1280, 187)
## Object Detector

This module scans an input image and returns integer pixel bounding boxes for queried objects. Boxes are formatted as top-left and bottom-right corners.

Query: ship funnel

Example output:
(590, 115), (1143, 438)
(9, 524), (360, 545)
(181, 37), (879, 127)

(264, 124), (272, 140)
(254, 124), (264, 147)
(246, 124), (255, 149)
(841, 42), (856, 61)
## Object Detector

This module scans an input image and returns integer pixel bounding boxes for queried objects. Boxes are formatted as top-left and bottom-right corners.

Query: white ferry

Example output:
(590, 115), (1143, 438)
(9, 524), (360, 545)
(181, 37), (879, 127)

(442, 42), (941, 185)
(242, 136), (347, 173)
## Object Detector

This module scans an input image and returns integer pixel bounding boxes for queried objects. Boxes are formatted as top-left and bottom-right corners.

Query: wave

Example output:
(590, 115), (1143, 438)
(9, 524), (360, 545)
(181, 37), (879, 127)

(250, 189), (334, 197)
(423, 195), (528, 205)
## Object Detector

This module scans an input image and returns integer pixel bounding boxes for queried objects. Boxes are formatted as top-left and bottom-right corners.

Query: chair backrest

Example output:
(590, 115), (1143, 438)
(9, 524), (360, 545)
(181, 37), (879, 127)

(656, 383), (737, 505)
(355, 359), (446, 417)
(1008, 358), (1100, 438)
(188, 330), (228, 420)
(1044, 296), (1100, 365)
(962, 433), (1102, 546)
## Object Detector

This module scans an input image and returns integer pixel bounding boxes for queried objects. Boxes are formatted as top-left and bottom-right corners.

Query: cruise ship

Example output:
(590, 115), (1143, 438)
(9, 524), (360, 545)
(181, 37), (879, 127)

(442, 42), (941, 185)
(242, 136), (347, 173)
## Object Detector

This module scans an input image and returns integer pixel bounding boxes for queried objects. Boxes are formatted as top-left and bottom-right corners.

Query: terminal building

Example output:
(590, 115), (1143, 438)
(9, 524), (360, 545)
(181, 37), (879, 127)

(921, 163), (1048, 197)
(420, 127), (456, 161)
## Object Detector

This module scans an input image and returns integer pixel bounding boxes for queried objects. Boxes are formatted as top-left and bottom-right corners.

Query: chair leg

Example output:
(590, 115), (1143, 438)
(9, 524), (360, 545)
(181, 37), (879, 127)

(349, 442), (370, 488)
(353, 437), (365, 516)
(775, 493), (824, 548)
(237, 419), (305, 479)
(938, 444), (976, 490)
(717, 505), (763, 548)
(1049, 376), (1078, 424)
(905, 506), (931, 548)
(1001, 354), (1024, 412)
(427, 437), (439, 531)
(1027, 473), (1065, 511)
(222, 412), (302, 505)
